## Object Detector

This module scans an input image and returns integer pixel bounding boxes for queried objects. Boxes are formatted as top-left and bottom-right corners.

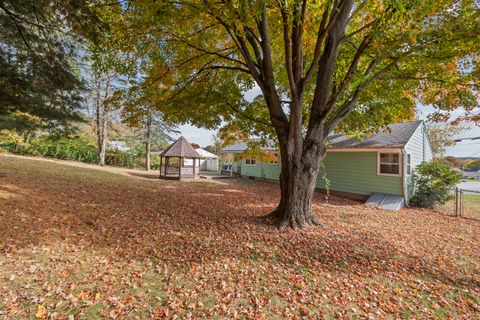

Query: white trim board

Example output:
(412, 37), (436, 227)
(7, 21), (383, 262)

(327, 147), (402, 153)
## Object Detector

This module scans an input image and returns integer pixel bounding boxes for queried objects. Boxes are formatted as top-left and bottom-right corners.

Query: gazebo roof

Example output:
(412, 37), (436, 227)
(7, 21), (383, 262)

(160, 136), (201, 158)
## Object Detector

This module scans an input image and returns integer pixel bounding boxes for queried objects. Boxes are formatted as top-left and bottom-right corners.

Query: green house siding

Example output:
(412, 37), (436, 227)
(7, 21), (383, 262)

(317, 152), (403, 196)
(240, 151), (403, 197)
(404, 124), (433, 199)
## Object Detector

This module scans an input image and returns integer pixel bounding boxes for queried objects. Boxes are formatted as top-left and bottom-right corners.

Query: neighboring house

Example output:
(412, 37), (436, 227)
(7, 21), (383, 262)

(195, 148), (218, 171)
(219, 141), (276, 175)
(219, 120), (433, 206)
(108, 140), (131, 152)
(462, 171), (480, 180)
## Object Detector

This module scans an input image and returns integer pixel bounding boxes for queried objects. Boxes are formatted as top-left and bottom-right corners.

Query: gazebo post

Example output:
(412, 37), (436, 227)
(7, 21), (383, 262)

(178, 157), (182, 180)
(159, 156), (163, 178)
(164, 157), (168, 178)
(193, 158), (196, 179)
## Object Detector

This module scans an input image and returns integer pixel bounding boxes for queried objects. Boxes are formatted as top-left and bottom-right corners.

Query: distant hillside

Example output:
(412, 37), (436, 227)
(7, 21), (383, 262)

(458, 157), (480, 161)
(442, 156), (480, 171)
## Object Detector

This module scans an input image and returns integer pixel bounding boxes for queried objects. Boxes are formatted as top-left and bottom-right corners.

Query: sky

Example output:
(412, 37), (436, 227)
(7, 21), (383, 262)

(172, 88), (480, 157)
(417, 105), (480, 158)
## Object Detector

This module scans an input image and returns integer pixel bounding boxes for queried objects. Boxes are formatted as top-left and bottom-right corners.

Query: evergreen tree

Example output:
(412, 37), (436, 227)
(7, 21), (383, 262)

(0, 0), (99, 127)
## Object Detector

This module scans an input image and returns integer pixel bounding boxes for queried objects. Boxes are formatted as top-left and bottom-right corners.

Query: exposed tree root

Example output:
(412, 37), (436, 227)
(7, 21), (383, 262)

(258, 209), (283, 221)
(261, 208), (323, 231)
(277, 211), (319, 231)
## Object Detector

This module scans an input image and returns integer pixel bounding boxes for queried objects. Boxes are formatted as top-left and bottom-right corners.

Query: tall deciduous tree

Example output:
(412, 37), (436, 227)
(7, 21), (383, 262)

(118, 76), (178, 170)
(122, 104), (177, 171)
(119, 0), (479, 229)
(88, 2), (129, 167)
(94, 69), (112, 167)
(88, 42), (118, 167)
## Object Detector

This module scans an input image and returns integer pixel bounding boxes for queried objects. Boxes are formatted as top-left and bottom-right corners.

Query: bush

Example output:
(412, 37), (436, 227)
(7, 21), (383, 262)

(105, 149), (137, 168)
(1, 129), (162, 170)
(150, 154), (161, 170)
(0, 130), (24, 152)
(411, 161), (461, 209)
(29, 136), (98, 163)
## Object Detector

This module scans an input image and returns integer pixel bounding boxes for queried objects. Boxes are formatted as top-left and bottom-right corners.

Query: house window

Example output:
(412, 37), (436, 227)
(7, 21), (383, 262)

(245, 157), (257, 166)
(406, 154), (412, 175)
(378, 152), (401, 176)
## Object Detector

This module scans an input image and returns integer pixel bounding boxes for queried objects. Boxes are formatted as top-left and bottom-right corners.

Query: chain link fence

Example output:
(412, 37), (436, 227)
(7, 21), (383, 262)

(441, 187), (480, 220)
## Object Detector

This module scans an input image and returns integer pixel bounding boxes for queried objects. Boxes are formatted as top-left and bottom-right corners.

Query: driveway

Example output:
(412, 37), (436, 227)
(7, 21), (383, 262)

(458, 180), (480, 192)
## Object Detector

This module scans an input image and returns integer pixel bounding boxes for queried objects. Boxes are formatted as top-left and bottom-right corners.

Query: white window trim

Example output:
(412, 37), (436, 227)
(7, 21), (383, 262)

(377, 151), (402, 177)
(406, 153), (412, 175)
(245, 157), (257, 166)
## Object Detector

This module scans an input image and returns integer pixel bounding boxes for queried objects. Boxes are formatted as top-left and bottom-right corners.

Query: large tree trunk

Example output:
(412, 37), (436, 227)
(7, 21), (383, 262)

(145, 110), (152, 171)
(267, 142), (327, 230)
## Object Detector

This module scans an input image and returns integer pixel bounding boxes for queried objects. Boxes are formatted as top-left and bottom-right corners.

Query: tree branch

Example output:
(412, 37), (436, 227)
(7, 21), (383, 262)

(171, 34), (248, 67)
(279, 4), (296, 96)
(225, 101), (272, 127)
(0, 4), (31, 49)
(302, 0), (340, 89)
(209, 11), (262, 82)
(346, 18), (380, 38)
(202, 65), (251, 73)
(307, 0), (355, 134)
(292, 0), (307, 84)
(326, 58), (399, 133)
(256, 4), (288, 129)
(326, 35), (371, 110)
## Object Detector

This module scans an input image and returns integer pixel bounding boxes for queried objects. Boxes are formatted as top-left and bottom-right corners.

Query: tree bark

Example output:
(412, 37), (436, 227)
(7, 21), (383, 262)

(145, 109), (152, 171)
(96, 100), (107, 166)
(95, 75), (110, 167)
(266, 139), (327, 230)
(98, 123), (107, 166)
(202, 0), (356, 229)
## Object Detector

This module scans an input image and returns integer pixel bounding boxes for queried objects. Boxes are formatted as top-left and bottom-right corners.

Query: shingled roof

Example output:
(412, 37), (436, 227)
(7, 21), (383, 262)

(160, 136), (201, 158)
(328, 120), (424, 148)
(219, 121), (425, 152)
(220, 139), (277, 152)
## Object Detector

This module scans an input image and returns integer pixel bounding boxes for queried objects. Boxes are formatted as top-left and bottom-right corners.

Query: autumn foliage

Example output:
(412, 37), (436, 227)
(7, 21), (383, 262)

(0, 155), (479, 319)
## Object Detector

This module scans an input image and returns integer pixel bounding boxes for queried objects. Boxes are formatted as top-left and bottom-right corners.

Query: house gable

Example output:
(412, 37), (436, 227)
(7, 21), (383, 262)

(404, 121), (433, 172)
(404, 122), (434, 200)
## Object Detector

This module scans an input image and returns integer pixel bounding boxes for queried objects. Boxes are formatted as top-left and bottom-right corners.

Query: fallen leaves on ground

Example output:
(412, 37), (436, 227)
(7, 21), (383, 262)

(0, 155), (479, 319)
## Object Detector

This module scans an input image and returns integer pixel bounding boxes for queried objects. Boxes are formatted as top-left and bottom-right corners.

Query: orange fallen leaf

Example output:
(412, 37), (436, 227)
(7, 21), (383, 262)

(35, 304), (47, 319)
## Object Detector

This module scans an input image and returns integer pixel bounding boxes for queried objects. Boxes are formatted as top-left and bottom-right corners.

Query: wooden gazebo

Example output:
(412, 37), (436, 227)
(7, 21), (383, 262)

(159, 136), (201, 180)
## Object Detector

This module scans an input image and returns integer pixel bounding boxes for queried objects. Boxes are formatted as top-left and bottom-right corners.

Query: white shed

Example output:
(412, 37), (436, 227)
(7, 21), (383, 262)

(195, 148), (218, 171)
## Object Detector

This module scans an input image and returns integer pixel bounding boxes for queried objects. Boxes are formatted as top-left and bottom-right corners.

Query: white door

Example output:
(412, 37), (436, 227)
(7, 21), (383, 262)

(206, 159), (218, 171)
(199, 159), (207, 170)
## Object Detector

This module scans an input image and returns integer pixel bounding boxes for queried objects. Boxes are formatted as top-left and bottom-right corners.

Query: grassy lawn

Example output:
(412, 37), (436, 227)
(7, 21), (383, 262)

(462, 193), (480, 219)
(464, 193), (480, 208)
(0, 155), (479, 319)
